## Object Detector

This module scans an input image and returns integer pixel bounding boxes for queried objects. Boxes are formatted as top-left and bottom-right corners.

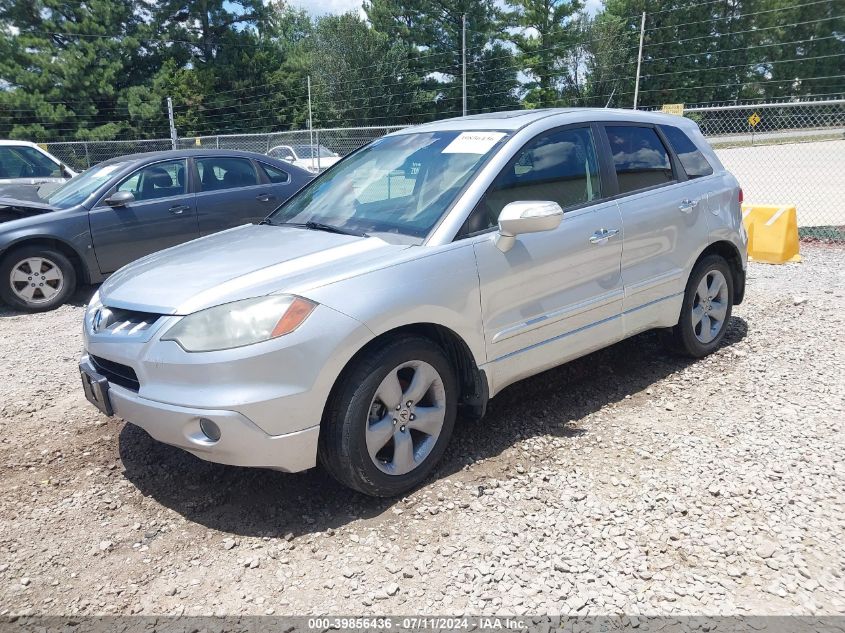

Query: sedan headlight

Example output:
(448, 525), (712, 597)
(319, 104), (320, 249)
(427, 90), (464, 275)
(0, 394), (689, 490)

(161, 295), (316, 352)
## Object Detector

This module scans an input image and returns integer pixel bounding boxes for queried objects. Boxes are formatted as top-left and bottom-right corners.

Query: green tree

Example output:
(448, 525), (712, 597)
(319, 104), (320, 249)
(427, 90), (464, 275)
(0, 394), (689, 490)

(366, 0), (520, 119)
(571, 11), (636, 107)
(0, 0), (162, 140)
(505, 0), (583, 108)
(296, 13), (418, 127)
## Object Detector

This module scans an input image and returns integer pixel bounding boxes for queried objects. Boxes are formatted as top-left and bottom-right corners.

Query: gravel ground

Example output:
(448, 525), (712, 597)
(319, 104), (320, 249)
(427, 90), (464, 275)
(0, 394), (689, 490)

(0, 244), (843, 617)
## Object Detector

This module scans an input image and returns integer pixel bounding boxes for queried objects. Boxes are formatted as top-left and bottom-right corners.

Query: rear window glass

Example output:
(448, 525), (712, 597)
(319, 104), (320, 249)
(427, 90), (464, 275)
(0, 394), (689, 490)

(196, 157), (258, 192)
(258, 162), (290, 184)
(605, 126), (674, 194)
(660, 125), (714, 179)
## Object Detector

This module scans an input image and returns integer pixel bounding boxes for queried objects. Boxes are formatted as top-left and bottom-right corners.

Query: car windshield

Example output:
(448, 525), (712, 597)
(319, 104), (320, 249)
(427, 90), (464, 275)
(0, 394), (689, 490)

(268, 130), (508, 240)
(47, 161), (128, 208)
(0, 145), (61, 179)
(292, 144), (337, 159)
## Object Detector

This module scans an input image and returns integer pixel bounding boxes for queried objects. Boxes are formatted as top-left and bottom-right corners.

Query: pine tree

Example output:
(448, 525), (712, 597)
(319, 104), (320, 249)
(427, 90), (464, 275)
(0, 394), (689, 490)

(505, 0), (583, 107)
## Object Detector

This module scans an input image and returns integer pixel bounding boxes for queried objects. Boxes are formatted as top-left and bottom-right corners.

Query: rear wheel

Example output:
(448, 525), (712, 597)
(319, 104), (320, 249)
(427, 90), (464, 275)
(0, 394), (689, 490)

(0, 246), (77, 312)
(667, 254), (734, 357)
(319, 335), (457, 497)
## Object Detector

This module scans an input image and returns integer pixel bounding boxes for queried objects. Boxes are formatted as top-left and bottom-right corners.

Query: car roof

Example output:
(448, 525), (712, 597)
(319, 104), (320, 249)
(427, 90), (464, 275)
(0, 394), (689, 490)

(0, 140), (43, 148)
(99, 148), (276, 164)
(388, 108), (698, 135)
(95, 149), (312, 174)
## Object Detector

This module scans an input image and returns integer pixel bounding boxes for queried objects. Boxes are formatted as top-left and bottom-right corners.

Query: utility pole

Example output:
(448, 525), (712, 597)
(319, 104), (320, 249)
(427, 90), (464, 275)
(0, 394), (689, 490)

(633, 11), (646, 110)
(307, 75), (315, 172)
(462, 14), (467, 117)
(166, 96), (177, 149)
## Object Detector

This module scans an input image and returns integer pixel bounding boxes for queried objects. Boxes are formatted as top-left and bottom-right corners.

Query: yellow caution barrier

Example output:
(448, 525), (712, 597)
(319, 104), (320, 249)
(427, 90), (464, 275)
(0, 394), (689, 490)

(741, 204), (801, 264)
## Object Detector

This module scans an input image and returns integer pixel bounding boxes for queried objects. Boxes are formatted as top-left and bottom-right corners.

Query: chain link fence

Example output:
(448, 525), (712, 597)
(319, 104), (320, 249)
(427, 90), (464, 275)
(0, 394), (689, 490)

(43, 138), (173, 173)
(43, 103), (844, 240)
(175, 126), (408, 158)
(687, 100), (845, 241)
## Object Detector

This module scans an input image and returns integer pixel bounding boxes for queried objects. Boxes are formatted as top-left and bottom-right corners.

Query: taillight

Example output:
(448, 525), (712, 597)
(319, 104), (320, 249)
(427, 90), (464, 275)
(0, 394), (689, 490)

(738, 188), (744, 204)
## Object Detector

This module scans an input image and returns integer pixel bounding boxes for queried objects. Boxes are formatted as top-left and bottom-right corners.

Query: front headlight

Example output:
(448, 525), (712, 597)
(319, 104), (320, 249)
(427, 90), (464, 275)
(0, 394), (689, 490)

(85, 290), (102, 332)
(161, 295), (316, 352)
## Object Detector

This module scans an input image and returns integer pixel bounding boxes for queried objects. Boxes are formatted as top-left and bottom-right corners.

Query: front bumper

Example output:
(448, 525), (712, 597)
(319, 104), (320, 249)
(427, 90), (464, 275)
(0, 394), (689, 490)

(81, 302), (374, 472)
(99, 372), (319, 471)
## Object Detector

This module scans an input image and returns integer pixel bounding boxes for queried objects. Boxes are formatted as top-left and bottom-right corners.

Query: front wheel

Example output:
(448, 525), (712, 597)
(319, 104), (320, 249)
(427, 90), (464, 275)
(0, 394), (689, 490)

(319, 335), (457, 497)
(667, 255), (734, 358)
(0, 246), (77, 312)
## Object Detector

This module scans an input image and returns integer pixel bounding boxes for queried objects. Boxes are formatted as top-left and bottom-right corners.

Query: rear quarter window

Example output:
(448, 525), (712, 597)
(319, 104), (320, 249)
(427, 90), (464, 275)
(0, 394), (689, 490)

(659, 124), (714, 179)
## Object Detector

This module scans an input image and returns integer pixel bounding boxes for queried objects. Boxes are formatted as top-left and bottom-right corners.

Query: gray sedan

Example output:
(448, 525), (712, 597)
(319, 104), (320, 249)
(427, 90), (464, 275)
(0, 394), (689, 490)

(0, 149), (313, 311)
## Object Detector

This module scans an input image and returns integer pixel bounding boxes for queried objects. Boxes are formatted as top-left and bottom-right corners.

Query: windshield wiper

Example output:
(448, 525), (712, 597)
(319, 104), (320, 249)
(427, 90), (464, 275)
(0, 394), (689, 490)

(275, 221), (368, 237)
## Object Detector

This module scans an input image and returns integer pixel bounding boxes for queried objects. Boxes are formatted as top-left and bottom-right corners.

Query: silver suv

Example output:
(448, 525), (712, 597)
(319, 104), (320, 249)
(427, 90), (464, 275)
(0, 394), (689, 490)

(80, 109), (747, 497)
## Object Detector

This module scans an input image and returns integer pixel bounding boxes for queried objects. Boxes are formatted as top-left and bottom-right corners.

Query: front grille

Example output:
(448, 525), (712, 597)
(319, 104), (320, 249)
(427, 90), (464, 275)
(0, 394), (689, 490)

(95, 307), (163, 336)
(90, 355), (140, 392)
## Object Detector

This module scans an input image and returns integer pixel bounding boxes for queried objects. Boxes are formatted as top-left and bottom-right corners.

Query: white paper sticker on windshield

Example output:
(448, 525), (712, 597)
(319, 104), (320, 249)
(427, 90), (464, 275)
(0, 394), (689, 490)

(442, 132), (506, 154)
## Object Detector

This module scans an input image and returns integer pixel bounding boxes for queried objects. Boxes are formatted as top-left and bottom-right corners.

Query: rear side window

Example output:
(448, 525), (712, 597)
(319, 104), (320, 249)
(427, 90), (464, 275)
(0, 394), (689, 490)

(258, 162), (290, 184)
(660, 125), (714, 179)
(196, 157), (258, 192)
(605, 126), (674, 194)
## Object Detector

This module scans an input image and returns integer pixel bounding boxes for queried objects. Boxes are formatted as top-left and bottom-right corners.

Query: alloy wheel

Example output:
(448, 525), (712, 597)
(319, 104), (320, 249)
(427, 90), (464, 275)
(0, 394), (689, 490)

(9, 257), (64, 305)
(365, 360), (446, 476)
(692, 269), (729, 344)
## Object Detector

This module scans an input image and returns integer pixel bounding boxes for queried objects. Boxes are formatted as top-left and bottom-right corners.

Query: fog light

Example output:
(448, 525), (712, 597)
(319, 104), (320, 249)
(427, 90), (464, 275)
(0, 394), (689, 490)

(199, 418), (221, 442)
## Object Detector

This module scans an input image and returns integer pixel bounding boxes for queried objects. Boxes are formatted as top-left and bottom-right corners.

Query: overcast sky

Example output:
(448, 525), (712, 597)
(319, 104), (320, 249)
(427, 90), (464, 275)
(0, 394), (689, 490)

(288, 0), (604, 18)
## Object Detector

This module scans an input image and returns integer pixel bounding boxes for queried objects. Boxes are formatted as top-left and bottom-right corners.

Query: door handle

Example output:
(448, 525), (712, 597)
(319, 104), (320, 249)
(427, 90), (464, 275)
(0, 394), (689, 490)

(168, 204), (190, 215)
(589, 228), (620, 244)
(256, 193), (276, 203)
(679, 198), (699, 213)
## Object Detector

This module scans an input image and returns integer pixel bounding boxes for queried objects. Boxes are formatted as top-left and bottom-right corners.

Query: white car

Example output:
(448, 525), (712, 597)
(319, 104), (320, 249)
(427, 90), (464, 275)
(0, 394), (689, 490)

(0, 140), (76, 188)
(267, 144), (341, 173)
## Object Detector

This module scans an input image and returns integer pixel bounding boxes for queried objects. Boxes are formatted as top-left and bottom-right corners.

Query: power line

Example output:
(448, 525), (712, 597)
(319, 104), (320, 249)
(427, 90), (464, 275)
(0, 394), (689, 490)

(645, 14), (843, 49)
(643, 0), (835, 35)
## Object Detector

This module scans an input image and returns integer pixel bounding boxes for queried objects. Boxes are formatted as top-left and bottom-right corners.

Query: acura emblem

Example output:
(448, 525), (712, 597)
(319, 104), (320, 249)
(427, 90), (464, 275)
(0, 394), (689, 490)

(93, 307), (111, 333)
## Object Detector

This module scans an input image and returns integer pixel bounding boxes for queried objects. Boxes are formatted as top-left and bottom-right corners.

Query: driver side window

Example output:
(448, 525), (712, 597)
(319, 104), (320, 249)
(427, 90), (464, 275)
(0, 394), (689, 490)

(116, 160), (186, 202)
(460, 126), (602, 237)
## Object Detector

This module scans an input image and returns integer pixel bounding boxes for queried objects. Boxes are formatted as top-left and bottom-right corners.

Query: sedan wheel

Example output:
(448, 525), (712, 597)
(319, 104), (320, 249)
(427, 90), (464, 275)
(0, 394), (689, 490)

(319, 335), (457, 497)
(10, 256), (65, 305)
(0, 247), (77, 312)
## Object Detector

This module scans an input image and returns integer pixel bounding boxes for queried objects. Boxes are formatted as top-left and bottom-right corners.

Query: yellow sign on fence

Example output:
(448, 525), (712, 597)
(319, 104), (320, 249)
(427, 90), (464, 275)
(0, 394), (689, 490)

(748, 112), (761, 127)
(661, 103), (685, 116)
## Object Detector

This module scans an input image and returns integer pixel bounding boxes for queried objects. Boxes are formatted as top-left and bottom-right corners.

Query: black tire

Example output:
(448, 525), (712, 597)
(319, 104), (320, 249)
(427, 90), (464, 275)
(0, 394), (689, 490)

(319, 335), (458, 497)
(666, 254), (734, 358)
(0, 246), (77, 312)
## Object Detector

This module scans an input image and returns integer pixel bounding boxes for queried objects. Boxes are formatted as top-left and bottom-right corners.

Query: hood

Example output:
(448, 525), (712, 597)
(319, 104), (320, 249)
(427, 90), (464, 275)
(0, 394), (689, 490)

(100, 223), (412, 315)
(0, 188), (57, 222)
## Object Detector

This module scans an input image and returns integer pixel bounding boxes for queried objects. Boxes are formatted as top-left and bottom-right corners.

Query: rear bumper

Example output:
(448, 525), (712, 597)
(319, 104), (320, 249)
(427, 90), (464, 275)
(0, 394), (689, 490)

(106, 378), (320, 472)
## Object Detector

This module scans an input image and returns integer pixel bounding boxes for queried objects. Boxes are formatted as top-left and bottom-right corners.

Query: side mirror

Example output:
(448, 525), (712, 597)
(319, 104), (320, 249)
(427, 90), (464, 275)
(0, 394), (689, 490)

(105, 191), (135, 208)
(283, 156), (294, 163)
(495, 201), (563, 252)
